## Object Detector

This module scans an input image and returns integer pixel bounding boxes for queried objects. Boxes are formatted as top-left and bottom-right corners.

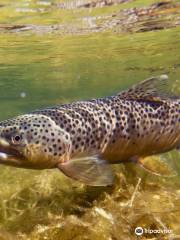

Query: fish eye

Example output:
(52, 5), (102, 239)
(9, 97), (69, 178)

(12, 135), (22, 144)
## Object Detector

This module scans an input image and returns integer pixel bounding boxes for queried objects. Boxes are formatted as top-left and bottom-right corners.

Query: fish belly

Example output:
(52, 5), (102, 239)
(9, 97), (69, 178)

(102, 125), (179, 163)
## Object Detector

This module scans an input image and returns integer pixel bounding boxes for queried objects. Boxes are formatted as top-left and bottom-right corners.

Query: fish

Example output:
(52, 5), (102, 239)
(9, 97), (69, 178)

(0, 75), (179, 186)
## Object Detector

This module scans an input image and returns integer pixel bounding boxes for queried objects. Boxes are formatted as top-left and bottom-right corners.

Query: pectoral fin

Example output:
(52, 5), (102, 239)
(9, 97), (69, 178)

(133, 156), (177, 177)
(58, 156), (115, 186)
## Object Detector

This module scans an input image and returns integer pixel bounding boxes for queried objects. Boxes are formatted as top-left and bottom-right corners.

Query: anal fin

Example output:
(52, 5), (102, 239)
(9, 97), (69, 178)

(132, 155), (177, 177)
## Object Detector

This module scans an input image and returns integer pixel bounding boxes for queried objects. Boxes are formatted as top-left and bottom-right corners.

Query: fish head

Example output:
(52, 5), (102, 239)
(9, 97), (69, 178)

(0, 114), (70, 169)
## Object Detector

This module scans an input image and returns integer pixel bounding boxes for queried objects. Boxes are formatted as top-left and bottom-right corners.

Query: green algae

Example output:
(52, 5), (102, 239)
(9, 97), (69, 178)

(0, 163), (179, 240)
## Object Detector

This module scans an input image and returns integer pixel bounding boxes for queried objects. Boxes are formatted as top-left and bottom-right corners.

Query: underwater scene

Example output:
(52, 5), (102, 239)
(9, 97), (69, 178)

(0, 0), (179, 239)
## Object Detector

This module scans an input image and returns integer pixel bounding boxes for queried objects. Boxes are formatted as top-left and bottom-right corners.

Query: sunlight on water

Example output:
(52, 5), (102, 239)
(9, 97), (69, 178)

(0, 29), (179, 119)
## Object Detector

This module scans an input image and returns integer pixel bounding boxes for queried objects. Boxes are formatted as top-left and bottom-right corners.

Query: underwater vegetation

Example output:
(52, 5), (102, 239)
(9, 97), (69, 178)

(0, 156), (179, 240)
(0, 0), (179, 240)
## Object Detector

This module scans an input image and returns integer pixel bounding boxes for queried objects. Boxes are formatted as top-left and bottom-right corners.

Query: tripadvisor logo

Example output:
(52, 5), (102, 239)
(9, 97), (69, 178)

(135, 226), (172, 236)
(135, 227), (143, 236)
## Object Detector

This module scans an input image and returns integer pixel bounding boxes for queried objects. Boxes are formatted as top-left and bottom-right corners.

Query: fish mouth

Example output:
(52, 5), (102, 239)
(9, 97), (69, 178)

(0, 138), (25, 166)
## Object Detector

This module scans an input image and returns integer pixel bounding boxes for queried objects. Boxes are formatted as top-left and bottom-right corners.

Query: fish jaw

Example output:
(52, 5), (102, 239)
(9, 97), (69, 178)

(0, 137), (57, 169)
(0, 137), (26, 167)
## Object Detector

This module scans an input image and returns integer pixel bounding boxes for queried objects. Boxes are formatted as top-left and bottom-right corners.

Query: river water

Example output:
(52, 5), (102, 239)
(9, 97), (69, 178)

(0, 0), (179, 239)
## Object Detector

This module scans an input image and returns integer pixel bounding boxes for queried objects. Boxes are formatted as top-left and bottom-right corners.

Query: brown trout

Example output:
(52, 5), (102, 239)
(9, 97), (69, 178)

(0, 75), (179, 186)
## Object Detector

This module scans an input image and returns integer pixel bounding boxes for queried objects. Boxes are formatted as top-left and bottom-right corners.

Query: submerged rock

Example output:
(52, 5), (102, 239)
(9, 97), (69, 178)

(0, 1), (179, 35)
(78, 0), (132, 8)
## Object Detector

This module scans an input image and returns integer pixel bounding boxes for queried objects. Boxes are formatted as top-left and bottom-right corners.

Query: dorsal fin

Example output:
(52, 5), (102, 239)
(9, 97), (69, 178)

(118, 75), (177, 102)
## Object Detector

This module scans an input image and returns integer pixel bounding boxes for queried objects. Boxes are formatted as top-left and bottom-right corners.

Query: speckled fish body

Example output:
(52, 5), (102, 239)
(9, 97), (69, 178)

(0, 75), (179, 186)
(32, 94), (179, 162)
